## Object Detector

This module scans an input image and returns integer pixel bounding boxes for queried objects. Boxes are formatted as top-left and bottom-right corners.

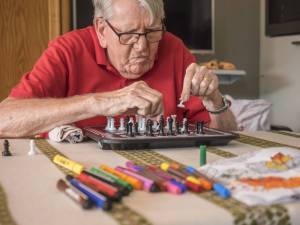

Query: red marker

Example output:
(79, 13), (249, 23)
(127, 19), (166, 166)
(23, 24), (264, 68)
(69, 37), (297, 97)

(77, 172), (122, 201)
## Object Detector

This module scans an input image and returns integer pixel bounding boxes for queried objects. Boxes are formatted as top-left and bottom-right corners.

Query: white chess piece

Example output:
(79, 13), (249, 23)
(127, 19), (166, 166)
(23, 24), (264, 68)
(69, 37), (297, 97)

(171, 115), (177, 129)
(108, 117), (117, 131)
(28, 140), (38, 156)
(181, 118), (187, 133)
(177, 100), (185, 108)
(139, 117), (146, 133)
(165, 117), (170, 129)
(118, 118), (125, 131)
(105, 117), (112, 130)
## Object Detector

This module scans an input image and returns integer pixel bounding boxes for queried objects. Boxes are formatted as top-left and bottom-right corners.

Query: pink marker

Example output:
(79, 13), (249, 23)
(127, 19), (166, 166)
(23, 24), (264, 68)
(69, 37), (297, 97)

(115, 167), (160, 192)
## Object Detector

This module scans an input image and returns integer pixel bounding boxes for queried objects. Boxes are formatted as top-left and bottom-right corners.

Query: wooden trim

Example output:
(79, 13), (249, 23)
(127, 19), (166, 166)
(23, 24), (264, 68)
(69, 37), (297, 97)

(61, 0), (72, 34)
(48, 0), (61, 40)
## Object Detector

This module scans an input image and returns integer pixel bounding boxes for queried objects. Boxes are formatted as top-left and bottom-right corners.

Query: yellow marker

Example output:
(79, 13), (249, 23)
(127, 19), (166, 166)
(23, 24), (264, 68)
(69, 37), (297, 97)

(186, 176), (201, 185)
(100, 165), (143, 190)
(160, 162), (170, 171)
(53, 154), (84, 175)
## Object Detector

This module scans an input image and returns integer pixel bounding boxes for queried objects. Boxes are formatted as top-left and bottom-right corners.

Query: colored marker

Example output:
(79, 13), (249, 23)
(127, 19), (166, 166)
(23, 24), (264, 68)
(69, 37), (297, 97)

(57, 179), (93, 209)
(116, 167), (160, 192)
(77, 172), (122, 201)
(125, 162), (169, 192)
(66, 175), (112, 210)
(199, 145), (207, 166)
(185, 166), (213, 190)
(83, 170), (129, 196)
(213, 183), (231, 199)
(53, 154), (84, 175)
(100, 165), (143, 190)
(89, 167), (133, 192)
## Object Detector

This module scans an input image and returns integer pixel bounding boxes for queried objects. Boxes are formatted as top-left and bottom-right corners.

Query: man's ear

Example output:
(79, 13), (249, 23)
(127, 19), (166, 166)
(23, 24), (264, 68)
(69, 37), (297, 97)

(95, 18), (107, 48)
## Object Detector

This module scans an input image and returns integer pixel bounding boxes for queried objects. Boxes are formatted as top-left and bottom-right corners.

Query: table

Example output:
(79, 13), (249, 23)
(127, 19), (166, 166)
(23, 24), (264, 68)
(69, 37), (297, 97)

(1, 131), (300, 225)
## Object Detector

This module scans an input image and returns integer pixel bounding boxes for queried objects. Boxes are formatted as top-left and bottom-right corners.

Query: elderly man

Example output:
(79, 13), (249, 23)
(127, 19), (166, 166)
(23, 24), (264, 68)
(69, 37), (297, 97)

(0, 0), (237, 138)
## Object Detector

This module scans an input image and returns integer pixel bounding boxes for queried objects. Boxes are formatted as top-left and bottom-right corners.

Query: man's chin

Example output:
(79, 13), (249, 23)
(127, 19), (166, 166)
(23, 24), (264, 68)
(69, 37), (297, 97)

(121, 65), (151, 79)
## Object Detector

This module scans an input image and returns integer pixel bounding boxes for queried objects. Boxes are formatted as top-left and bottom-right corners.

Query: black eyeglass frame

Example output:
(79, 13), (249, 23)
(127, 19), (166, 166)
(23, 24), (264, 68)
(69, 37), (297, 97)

(105, 19), (165, 45)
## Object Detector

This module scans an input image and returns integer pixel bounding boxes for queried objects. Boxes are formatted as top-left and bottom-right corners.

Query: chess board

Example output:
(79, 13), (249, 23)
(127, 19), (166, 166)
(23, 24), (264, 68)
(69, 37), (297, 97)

(83, 125), (239, 150)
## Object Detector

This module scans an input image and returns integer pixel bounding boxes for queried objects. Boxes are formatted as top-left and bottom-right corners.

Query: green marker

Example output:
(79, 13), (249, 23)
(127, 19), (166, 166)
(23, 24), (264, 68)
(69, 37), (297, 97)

(199, 145), (206, 166)
(89, 167), (133, 191)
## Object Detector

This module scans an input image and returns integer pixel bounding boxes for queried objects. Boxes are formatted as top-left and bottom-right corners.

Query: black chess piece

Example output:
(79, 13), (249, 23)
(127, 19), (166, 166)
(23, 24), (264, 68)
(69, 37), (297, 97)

(167, 117), (173, 135)
(2, 140), (12, 156)
(146, 119), (154, 136)
(176, 121), (181, 135)
(125, 116), (130, 134)
(196, 121), (204, 134)
(127, 122), (134, 137)
(159, 115), (165, 136)
(134, 122), (139, 135)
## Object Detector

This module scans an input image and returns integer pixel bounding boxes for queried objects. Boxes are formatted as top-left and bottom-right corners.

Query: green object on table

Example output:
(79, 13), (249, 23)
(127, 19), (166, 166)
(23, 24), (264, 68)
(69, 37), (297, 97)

(199, 145), (207, 166)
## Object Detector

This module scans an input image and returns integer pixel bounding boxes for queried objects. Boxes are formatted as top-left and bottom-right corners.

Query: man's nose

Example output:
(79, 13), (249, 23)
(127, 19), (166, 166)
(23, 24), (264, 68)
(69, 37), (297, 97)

(133, 34), (148, 51)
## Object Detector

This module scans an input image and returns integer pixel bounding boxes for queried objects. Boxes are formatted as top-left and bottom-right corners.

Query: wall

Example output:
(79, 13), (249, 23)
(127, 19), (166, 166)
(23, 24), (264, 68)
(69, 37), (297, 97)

(0, 0), (71, 101)
(259, 0), (300, 132)
(199, 0), (260, 99)
(0, 0), (49, 101)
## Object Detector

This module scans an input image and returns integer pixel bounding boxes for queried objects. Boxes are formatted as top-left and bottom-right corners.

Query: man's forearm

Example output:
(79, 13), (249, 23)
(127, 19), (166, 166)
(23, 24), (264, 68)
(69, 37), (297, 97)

(0, 95), (96, 137)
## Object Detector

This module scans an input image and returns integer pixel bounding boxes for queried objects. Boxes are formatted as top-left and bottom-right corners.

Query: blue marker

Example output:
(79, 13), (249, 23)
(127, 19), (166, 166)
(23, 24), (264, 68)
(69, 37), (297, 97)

(66, 175), (112, 210)
(170, 179), (187, 193)
(213, 183), (231, 199)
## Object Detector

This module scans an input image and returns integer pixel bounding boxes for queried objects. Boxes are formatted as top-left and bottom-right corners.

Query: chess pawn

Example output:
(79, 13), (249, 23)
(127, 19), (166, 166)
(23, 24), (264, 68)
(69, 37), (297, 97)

(2, 140), (12, 157)
(28, 140), (38, 156)
(127, 122), (134, 137)
(152, 121), (159, 132)
(118, 118), (126, 132)
(105, 116), (112, 130)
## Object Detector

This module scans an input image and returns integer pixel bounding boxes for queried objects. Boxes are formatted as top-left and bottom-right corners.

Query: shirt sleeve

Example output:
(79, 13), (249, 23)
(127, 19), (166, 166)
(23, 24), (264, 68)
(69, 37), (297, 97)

(9, 38), (69, 98)
(177, 40), (211, 125)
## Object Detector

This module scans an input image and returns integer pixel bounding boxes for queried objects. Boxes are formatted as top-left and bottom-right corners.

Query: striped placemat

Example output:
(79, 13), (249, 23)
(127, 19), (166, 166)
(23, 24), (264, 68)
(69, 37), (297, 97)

(0, 183), (17, 225)
(34, 139), (152, 225)
(271, 131), (300, 139)
(114, 147), (291, 225)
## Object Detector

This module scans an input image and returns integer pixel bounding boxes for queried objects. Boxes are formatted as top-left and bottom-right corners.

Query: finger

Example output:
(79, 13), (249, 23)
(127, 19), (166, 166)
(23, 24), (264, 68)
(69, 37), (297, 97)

(198, 73), (212, 96)
(180, 63), (197, 102)
(205, 76), (218, 96)
(152, 100), (164, 117)
(191, 70), (205, 96)
(133, 88), (162, 115)
(128, 96), (152, 116)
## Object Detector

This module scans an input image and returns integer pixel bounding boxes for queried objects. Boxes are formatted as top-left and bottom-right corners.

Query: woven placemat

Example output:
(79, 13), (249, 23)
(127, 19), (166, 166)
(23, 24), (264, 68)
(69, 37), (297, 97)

(271, 131), (300, 139)
(34, 139), (152, 225)
(0, 183), (17, 225)
(114, 144), (291, 225)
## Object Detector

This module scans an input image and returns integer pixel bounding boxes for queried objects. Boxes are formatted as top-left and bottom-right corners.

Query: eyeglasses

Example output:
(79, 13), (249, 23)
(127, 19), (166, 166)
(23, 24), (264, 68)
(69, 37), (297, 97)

(105, 20), (165, 45)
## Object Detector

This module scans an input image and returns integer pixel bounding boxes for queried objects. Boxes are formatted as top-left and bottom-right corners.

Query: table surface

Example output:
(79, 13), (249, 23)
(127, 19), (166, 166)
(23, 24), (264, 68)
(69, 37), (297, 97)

(1, 131), (300, 225)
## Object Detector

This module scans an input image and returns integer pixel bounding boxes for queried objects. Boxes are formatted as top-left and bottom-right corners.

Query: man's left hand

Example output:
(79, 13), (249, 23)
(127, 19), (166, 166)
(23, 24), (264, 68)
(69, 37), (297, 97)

(180, 63), (221, 103)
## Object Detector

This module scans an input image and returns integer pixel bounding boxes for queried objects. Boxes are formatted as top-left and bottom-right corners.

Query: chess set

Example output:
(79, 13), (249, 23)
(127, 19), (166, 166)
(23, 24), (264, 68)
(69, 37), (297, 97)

(83, 115), (239, 150)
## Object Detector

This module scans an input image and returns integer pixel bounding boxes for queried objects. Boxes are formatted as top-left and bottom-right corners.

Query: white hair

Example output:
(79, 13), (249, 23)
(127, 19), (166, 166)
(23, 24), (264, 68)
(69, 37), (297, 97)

(92, 0), (165, 23)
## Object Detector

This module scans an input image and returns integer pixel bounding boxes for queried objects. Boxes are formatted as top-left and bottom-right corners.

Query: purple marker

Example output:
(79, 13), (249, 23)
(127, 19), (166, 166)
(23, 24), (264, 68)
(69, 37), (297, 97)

(115, 167), (160, 192)
(125, 162), (144, 172)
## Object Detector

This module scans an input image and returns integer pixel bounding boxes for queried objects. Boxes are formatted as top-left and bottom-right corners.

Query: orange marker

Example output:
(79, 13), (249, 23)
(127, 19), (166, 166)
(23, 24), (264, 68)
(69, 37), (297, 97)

(100, 165), (143, 190)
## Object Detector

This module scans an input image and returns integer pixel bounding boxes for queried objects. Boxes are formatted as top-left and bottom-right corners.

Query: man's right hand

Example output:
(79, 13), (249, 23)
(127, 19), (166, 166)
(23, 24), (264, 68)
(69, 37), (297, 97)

(88, 81), (163, 117)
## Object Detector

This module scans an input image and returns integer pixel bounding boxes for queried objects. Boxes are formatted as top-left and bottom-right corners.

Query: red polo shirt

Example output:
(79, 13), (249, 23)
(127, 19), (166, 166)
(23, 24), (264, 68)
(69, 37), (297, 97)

(9, 26), (210, 128)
